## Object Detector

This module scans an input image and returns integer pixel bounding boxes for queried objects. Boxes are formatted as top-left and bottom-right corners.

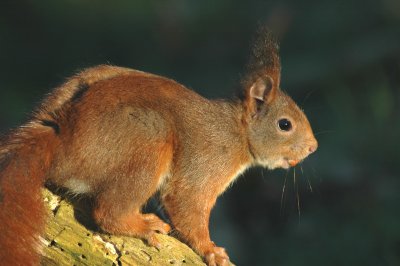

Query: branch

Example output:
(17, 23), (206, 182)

(41, 188), (208, 266)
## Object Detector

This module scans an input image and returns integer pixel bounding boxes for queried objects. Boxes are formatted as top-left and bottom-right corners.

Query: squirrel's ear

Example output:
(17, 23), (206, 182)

(248, 75), (276, 104)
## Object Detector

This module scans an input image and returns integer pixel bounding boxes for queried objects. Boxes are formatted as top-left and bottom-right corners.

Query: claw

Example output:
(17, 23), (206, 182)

(156, 222), (171, 235)
(205, 252), (217, 266)
(145, 233), (162, 250)
(204, 246), (230, 266)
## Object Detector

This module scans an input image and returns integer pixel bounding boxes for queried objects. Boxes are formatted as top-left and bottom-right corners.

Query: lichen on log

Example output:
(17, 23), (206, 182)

(40, 189), (207, 266)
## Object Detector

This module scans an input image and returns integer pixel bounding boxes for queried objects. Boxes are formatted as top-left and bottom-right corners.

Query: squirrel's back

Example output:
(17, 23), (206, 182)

(40, 66), (245, 195)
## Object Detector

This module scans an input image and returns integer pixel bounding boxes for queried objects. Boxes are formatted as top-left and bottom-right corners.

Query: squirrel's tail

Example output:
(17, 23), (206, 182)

(0, 123), (58, 265)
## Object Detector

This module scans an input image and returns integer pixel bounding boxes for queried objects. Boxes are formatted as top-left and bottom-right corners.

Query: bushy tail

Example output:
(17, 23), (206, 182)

(0, 124), (57, 265)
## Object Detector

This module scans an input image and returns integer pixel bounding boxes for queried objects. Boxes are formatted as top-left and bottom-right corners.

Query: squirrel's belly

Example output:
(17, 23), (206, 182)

(64, 178), (91, 194)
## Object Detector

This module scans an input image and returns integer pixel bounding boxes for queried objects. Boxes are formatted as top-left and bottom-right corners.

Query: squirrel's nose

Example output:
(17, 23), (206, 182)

(308, 139), (318, 154)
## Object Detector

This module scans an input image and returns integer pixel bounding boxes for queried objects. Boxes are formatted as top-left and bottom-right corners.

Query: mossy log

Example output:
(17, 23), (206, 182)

(41, 188), (210, 266)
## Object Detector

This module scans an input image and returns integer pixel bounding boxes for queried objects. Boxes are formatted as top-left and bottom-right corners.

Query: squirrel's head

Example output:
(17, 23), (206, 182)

(242, 27), (317, 169)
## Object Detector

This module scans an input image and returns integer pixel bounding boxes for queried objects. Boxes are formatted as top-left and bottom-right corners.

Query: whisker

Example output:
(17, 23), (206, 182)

(280, 170), (289, 216)
(306, 164), (322, 195)
(292, 167), (295, 192)
(301, 88), (317, 106)
(301, 165), (313, 192)
(293, 167), (301, 222)
(310, 165), (322, 183)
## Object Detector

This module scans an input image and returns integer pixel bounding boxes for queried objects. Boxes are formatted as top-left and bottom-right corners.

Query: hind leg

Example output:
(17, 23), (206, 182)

(92, 140), (173, 247)
(93, 190), (171, 248)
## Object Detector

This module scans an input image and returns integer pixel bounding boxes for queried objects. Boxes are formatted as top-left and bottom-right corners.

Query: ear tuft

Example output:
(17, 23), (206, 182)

(244, 27), (281, 89)
(249, 76), (274, 102)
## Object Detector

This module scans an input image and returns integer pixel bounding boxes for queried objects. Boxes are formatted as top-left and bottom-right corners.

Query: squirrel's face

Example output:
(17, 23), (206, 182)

(242, 27), (317, 169)
(245, 77), (318, 169)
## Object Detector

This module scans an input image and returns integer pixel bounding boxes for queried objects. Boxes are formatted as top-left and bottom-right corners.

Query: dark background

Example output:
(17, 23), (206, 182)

(1, 1), (400, 265)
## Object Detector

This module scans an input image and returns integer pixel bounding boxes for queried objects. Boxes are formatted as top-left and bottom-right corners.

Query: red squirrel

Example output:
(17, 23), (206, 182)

(0, 28), (317, 266)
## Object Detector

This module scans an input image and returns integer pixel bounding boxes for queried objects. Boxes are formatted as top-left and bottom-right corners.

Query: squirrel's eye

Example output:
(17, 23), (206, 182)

(278, 118), (292, 131)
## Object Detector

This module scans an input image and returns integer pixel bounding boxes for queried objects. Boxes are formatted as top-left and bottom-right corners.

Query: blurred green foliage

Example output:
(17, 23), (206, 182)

(1, 0), (399, 265)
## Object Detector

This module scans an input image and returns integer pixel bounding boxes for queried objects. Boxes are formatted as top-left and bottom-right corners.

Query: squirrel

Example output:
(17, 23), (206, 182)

(0, 28), (317, 266)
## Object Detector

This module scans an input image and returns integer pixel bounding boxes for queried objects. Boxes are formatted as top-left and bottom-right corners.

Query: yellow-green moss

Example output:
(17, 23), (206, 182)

(41, 189), (207, 266)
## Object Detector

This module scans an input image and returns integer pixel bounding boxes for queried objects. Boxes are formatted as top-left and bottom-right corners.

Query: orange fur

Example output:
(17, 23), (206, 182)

(0, 125), (60, 265)
(0, 29), (317, 266)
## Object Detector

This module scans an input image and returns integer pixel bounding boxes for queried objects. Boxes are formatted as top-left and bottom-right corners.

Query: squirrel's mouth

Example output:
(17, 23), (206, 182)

(282, 158), (301, 169)
(258, 157), (302, 170)
(287, 159), (300, 167)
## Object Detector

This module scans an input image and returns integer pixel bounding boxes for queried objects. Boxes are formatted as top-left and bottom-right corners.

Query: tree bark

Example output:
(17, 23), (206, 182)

(40, 188), (209, 266)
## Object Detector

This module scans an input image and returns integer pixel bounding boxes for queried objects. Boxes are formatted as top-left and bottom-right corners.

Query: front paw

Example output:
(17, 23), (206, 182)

(205, 246), (230, 266)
